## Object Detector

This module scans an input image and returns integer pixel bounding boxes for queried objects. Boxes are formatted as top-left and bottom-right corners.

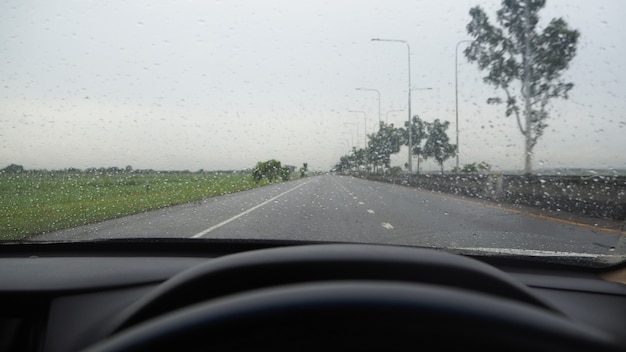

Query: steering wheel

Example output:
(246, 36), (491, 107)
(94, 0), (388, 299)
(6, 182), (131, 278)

(84, 244), (619, 351)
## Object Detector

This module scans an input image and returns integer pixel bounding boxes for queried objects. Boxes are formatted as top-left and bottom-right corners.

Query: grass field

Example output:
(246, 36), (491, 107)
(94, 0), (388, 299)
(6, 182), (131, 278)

(0, 171), (278, 241)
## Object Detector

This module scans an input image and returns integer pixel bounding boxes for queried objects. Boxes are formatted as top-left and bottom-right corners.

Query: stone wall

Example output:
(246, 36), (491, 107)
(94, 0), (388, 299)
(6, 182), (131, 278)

(364, 173), (626, 221)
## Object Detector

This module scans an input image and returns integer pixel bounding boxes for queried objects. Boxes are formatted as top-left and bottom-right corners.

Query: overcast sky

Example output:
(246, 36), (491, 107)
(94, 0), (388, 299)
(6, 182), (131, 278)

(1, 0), (624, 172)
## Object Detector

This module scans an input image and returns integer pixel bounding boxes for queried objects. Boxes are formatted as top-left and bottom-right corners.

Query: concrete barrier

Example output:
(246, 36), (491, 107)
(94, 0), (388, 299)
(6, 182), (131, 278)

(364, 173), (626, 221)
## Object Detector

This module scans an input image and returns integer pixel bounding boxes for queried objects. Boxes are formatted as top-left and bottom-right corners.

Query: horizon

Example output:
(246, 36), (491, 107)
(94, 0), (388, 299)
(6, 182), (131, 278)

(1, 0), (624, 172)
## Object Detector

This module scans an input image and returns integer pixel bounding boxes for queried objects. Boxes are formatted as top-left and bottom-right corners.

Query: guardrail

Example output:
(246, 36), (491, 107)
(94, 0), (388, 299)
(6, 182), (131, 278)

(362, 173), (626, 221)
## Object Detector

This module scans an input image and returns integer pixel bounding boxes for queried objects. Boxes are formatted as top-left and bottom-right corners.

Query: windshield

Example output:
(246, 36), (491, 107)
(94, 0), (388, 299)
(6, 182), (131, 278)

(1, 0), (624, 267)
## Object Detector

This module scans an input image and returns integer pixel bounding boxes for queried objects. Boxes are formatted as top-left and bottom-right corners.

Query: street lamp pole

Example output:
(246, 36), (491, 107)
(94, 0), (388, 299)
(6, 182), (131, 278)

(348, 110), (367, 148)
(343, 122), (358, 149)
(455, 40), (474, 171)
(385, 109), (403, 124)
(356, 88), (381, 129)
(371, 38), (412, 173)
(342, 129), (355, 150)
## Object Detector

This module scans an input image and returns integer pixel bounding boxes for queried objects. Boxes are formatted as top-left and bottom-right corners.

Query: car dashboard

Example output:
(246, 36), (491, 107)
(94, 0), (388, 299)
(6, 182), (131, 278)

(1, 239), (626, 352)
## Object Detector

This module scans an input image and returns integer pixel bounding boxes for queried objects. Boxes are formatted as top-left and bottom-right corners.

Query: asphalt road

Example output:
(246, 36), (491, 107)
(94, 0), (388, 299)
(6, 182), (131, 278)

(35, 174), (625, 258)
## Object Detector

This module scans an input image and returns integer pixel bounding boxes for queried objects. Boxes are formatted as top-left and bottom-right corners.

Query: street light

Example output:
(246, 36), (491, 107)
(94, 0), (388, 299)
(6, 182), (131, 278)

(355, 88), (381, 129)
(343, 122), (358, 149)
(371, 38), (413, 172)
(342, 132), (354, 150)
(455, 40), (474, 170)
(385, 109), (403, 124)
(348, 110), (367, 148)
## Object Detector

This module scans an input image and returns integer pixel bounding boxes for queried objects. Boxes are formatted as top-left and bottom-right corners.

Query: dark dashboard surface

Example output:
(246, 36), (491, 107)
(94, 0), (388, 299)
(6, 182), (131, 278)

(1, 240), (625, 352)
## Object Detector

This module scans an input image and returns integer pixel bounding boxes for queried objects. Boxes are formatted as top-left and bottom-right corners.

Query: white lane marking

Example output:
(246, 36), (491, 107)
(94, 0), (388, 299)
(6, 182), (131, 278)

(192, 181), (310, 238)
(452, 247), (617, 259)
(331, 176), (367, 208)
(381, 222), (394, 230)
(367, 209), (375, 214)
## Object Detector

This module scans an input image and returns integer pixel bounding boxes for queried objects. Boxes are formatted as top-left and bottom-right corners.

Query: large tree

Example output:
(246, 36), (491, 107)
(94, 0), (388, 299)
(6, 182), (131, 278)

(404, 115), (429, 174)
(464, 0), (579, 174)
(368, 122), (405, 172)
(423, 119), (457, 174)
(252, 159), (291, 183)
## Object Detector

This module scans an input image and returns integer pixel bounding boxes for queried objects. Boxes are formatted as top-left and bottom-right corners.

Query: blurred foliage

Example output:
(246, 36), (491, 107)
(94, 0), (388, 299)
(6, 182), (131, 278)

(252, 159), (292, 183)
(423, 119), (457, 175)
(452, 162), (492, 174)
(465, 0), (579, 173)
(334, 119), (456, 175)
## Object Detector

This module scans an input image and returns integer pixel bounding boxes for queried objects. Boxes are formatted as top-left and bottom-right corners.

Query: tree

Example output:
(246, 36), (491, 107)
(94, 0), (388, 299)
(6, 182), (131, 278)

(423, 119), (457, 174)
(333, 147), (371, 174)
(300, 162), (308, 178)
(335, 155), (352, 173)
(477, 161), (491, 173)
(460, 163), (479, 174)
(351, 147), (370, 172)
(279, 165), (292, 181)
(368, 122), (404, 172)
(404, 116), (429, 174)
(464, 0), (579, 174)
(1, 164), (25, 173)
(457, 162), (490, 174)
(252, 159), (290, 183)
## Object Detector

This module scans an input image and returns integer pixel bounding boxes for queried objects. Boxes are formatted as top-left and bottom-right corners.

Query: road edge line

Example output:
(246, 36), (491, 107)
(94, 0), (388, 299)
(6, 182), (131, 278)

(192, 180), (310, 238)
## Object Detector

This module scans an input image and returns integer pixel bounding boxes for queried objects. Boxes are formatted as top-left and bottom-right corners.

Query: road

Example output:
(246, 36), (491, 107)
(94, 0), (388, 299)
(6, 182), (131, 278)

(35, 174), (625, 259)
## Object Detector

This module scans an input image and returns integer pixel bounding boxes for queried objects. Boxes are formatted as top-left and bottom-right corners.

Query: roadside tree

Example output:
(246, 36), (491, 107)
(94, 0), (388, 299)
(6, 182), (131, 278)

(300, 163), (308, 178)
(0, 164), (25, 173)
(404, 116), (429, 174)
(252, 159), (291, 183)
(464, 0), (579, 174)
(368, 122), (405, 172)
(423, 119), (457, 174)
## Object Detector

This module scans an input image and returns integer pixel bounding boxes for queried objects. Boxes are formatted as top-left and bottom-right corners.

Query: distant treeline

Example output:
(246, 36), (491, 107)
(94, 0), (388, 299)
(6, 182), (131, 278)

(0, 164), (248, 175)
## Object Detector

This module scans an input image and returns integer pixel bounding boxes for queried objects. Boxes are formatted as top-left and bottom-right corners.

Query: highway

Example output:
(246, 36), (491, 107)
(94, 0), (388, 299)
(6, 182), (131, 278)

(36, 174), (624, 258)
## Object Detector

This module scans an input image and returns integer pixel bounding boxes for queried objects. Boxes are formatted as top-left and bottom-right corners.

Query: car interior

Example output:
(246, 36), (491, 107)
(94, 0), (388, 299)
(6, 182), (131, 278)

(1, 239), (625, 351)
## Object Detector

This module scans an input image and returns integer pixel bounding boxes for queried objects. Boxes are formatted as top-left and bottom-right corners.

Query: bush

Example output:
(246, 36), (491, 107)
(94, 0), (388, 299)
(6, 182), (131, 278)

(1, 164), (24, 174)
(389, 166), (403, 177)
(252, 159), (291, 183)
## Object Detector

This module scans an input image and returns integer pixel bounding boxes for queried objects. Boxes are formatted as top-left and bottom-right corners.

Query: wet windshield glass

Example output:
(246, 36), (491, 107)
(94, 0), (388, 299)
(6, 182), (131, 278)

(1, 0), (625, 267)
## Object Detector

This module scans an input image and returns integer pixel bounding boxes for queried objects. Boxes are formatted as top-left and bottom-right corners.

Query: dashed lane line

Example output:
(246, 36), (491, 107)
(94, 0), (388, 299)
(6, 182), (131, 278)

(192, 180), (310, 238)
(382, 222), (394, 230)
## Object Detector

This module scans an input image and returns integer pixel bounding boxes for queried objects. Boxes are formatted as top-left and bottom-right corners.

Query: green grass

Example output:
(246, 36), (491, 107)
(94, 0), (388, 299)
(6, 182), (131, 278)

(0, 171), (274, 241)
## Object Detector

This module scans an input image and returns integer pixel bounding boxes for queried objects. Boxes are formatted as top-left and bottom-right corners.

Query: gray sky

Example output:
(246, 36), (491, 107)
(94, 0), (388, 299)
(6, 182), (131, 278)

(1, 0), (625, 172)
